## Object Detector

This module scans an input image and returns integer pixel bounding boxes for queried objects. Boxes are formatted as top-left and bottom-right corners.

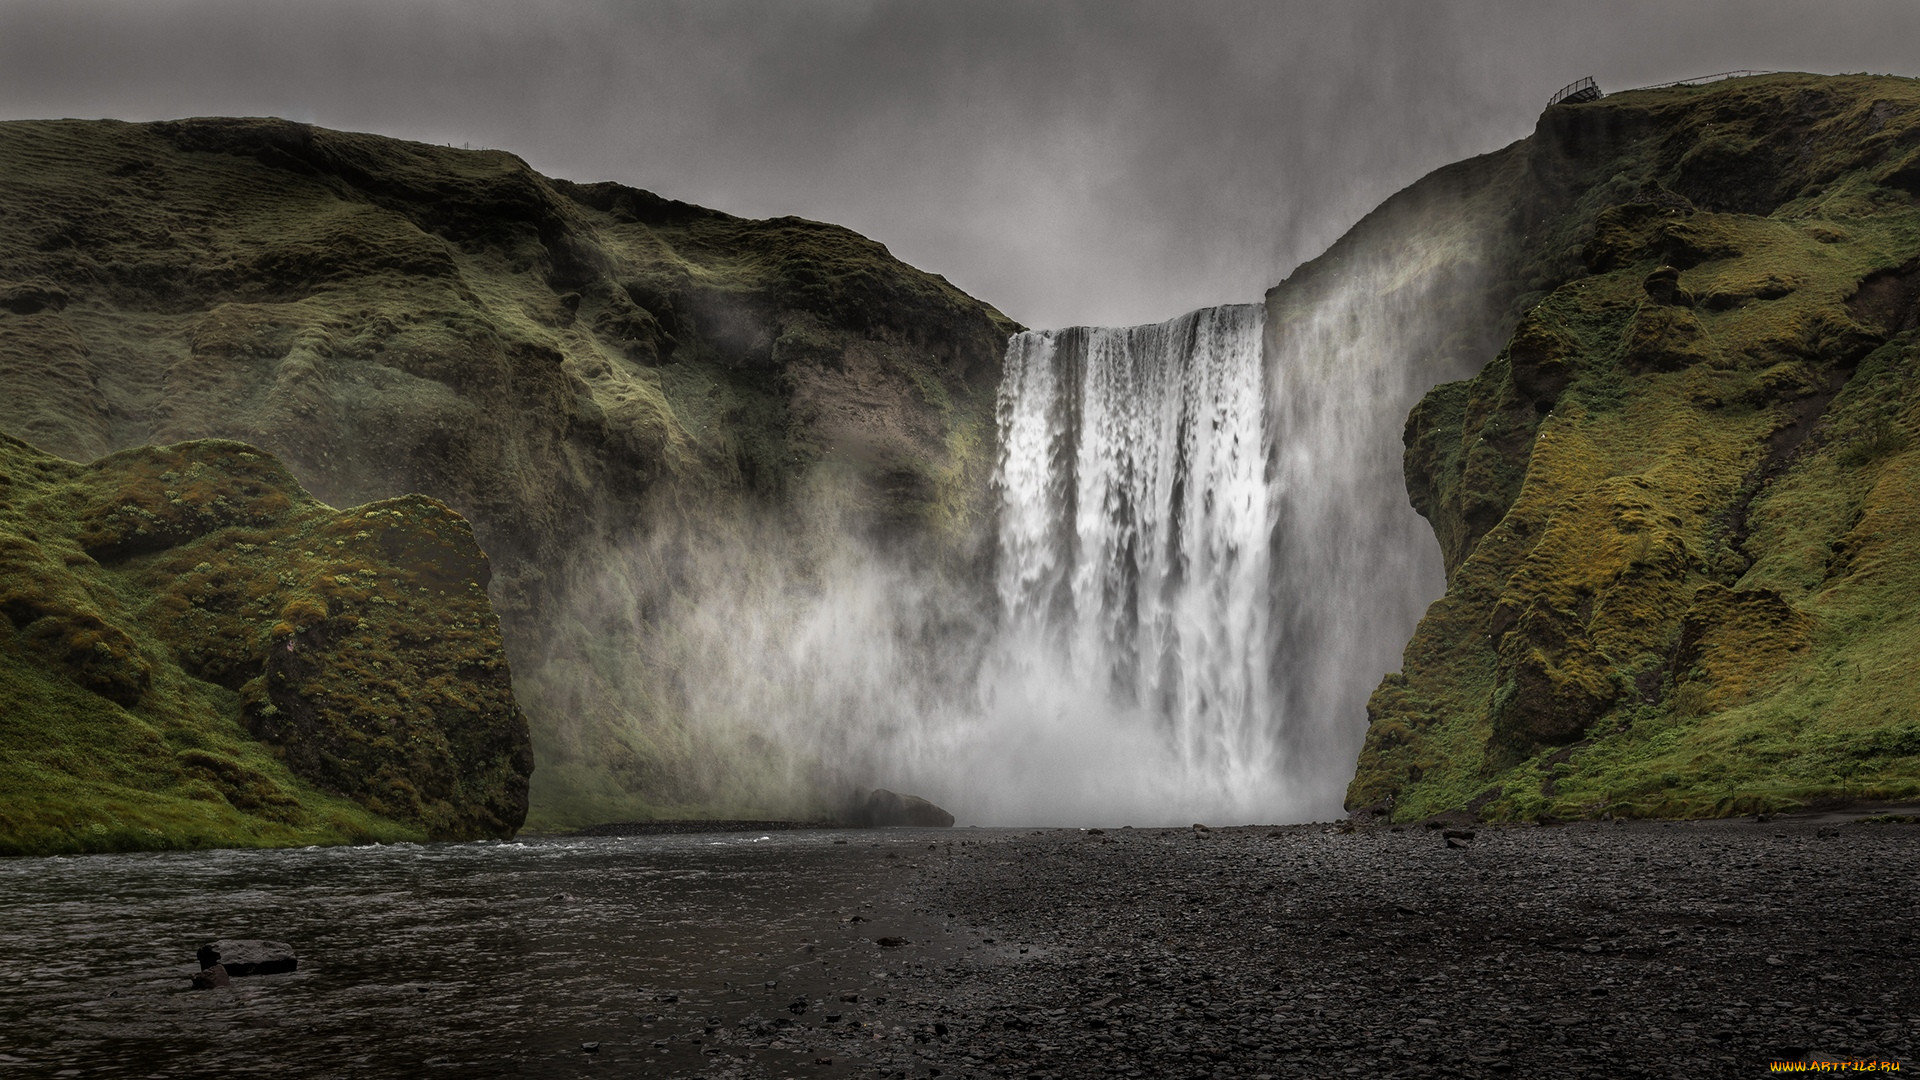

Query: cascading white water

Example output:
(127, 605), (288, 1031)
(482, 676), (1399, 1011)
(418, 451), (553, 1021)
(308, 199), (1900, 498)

(986, 250), (1477, 821)
(991, 305), (1283, 817)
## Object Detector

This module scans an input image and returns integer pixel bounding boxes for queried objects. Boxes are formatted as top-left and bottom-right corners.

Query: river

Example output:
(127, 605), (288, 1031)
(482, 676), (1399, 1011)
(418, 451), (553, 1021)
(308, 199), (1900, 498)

(0, 829), (965, 1078)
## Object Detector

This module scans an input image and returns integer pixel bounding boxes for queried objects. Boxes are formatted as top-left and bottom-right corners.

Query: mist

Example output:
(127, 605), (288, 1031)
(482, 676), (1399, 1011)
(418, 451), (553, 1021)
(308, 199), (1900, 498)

(522, 473), (1285, 828)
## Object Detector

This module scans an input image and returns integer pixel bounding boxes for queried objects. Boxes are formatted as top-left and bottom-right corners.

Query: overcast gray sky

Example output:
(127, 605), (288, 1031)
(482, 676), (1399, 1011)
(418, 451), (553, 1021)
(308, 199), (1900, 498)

(3, 0), (1916, 328)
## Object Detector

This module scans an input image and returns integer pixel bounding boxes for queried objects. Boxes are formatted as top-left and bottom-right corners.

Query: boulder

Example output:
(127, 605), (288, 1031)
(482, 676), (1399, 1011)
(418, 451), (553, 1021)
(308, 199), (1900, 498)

(196, 940), (297, 977)
(189, 964), (229, 990)
(852, 788), (955, 828)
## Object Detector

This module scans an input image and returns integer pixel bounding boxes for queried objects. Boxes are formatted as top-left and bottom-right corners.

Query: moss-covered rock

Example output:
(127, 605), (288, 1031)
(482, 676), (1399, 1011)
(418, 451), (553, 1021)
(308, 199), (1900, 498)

(0, 433), (529, 853)
(1350, 73), (1920, 822)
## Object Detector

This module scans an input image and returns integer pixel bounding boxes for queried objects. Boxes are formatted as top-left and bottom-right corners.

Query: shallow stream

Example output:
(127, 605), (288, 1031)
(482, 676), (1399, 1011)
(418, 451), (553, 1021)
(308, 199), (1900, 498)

(0, 830), (964, 1077)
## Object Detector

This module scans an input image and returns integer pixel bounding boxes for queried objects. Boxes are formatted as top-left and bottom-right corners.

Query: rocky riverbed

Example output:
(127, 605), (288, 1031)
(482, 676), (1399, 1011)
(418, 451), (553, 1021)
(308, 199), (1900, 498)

(668, 816), (1918, 1080)
(1, 817), (1913, 1078)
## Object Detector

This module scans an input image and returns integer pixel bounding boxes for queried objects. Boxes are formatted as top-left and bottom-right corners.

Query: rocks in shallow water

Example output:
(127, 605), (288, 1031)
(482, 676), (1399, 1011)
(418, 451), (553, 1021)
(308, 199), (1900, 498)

(189, 964), (229, 990)
(196, 940), (297, 977)
(850, 788), (955, 828)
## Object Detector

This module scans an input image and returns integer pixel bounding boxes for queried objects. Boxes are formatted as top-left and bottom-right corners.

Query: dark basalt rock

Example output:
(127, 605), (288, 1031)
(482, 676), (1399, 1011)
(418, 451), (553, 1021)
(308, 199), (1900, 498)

(196, 940), (297, 977)
(852, 788), (955, 828)
(1350, 74), (1920, 822)
(0, 117), (1021, 831)
(189, 964), (229, 990)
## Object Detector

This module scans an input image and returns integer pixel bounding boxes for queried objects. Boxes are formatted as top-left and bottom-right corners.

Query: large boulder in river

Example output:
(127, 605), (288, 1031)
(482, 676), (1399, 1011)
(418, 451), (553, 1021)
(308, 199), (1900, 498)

(857, 788), (955, 828)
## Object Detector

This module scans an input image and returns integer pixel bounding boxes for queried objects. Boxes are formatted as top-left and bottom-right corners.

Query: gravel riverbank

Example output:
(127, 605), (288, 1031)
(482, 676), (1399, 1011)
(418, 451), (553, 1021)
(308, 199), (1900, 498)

(3, 818), (1912, 1078)
(667, 816), (1918, 1080)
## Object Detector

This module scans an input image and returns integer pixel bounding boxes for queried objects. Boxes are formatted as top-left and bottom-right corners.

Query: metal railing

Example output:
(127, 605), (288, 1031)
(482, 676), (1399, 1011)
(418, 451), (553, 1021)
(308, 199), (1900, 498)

(1548, 69), (1782, 109)
(1548, 76), (1602, 107)
(1623, 69), (1777, 92)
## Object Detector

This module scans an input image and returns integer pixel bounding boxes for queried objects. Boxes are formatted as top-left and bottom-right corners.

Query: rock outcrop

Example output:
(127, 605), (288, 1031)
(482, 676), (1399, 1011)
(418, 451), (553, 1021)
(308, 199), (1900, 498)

(1346, 73), (1920, 820)
(0, 432), (530, 854)
(196, 939), (297, 977)
(849, 788), (956, 828)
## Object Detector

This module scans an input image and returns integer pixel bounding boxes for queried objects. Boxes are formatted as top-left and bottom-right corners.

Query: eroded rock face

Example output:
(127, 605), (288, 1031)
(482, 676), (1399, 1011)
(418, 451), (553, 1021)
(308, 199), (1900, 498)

(0, 117), (1016, 615)
(1489, 599), (1620, 752)
(0, 433), (530, 852)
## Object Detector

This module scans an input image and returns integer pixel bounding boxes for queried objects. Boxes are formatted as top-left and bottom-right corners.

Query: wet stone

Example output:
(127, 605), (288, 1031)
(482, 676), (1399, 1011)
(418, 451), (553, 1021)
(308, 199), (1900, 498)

(195, 940), (296, 977)
(189, 964), (228, 990)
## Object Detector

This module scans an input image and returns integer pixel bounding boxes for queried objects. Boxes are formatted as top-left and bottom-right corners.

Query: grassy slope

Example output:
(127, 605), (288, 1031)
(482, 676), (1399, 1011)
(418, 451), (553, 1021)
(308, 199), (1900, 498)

(1349, 73), (1920, 820)
(0, 433), (527, 855)
(0, 117), (1016, 829)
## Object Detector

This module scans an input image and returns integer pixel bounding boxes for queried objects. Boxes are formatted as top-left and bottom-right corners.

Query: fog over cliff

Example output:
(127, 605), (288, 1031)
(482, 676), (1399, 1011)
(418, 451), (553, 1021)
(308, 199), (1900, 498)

(3, 0), (1916, 328)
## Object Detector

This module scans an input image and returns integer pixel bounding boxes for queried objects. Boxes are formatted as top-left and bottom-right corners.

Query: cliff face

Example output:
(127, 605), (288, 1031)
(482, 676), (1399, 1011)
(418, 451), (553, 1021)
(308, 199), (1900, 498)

(1349, 74), (1920, 820)
(0, 118), (1015, 610)
(0, 118), (1017, 825)
(0, 433), (528, 855)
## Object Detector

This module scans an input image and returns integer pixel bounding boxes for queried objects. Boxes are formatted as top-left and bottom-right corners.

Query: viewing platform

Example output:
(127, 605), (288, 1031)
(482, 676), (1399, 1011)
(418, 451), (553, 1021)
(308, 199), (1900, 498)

(1548, 75), (1602, 106)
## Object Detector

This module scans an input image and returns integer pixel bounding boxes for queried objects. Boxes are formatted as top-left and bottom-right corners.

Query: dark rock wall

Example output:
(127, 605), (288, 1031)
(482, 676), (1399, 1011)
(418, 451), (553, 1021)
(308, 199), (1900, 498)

(0, 117), (1015, 629)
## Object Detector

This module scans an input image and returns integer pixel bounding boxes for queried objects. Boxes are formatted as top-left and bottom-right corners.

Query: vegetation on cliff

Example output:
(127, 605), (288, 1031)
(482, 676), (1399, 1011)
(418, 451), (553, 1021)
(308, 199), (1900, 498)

(0, 433), (530, 855)
(1349, 73), (1920, 820)
(0, 117), (1016, 828)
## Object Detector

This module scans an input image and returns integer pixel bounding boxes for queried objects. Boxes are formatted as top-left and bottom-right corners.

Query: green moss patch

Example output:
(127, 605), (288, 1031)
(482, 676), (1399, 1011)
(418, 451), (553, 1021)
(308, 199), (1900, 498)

(0, 433), (530, 854)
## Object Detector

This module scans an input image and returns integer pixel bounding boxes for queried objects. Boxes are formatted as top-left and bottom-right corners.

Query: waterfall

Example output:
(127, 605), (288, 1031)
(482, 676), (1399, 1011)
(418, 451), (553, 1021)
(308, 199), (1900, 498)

(986, 258), (1470, 821)
(990, 305), (1282, 817)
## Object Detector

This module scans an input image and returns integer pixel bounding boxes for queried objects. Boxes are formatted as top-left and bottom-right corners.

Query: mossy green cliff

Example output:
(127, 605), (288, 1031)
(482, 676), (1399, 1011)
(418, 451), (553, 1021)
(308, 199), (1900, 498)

(0, 433), (529, 855)
(0, 117), (1015, 829)
(1346, 73), (1920, 820)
